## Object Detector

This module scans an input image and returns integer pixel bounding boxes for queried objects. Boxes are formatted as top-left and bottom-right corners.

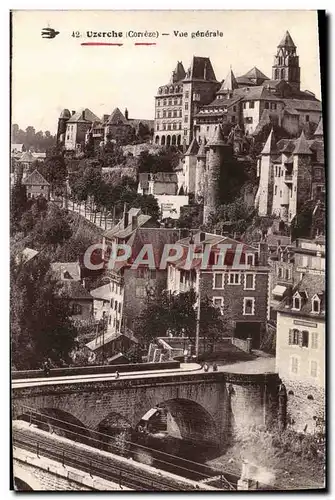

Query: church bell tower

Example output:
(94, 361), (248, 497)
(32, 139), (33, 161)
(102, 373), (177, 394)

(272, 31), (300, 92)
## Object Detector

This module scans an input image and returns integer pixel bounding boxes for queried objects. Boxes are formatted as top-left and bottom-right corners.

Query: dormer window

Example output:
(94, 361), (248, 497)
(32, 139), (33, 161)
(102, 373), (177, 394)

(292, 293), (301, 310)
(246, 253), (255, 266)
(312, 295), (321, 314)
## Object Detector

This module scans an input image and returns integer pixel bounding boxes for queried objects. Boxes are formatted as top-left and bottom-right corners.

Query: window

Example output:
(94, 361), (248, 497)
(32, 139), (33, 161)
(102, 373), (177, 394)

(246, 254), (255, 266)
(157, 100), (161, 106)
(291, 356), (299, 374)
(278, 267), (283, 278)
(243, 102), (247, 109)
(168, 99), (172, 105)
(213, 297), (224, 314)
(306, 115), (310, 122)
(280, 190), (282, 197)
(229, 272), (240, 285)
(72, 303), (82, 315)
(173, 110), (177, 117)
(185, 91), (189, 98)
(111, 298), (114, 308)
(289, 329), (300, 345)
(184, 129), (188, 135)
(244, 273), (255, 290)
(137, 268), (146, 278)
(156, 123), (160, 131)
(310, 360), (317, 377)
(233, 106), (236, 112)
(245, 117), (253, 124)
(231, 115), (236, 123)
(114, 300), (118, 310)
(118, 302), (121, 314)
(285, 268), (291, 280)
(149, 270), (156, 280)
(167, 124), (171, 131)
(243, 297), (255, 315)
(293, 295), (301, 310)
(301, 330), (309, 347)
(168, 111), (171, 118)
(275, 185), (277, 195)
(185, 103), (189, 110)
(311, 332), (318, 349)
(162, 110), (166, 118)
(162, 123), (166, 130)
(213, 273), (224, 289)
(265, 102), (269, 109)
(184, 115), (188, 123)
(249, 101), (255, 109)
(312, 296), (320, 313)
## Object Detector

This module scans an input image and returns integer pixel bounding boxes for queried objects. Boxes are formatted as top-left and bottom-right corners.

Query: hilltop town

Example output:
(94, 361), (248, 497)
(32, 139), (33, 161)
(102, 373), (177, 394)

(11, 30), (325, 491)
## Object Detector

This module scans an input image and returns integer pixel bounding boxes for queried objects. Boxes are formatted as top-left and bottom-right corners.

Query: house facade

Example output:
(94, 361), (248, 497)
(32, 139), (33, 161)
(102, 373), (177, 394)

(22, 169), (50, 200)
(276, 274), (325, 433)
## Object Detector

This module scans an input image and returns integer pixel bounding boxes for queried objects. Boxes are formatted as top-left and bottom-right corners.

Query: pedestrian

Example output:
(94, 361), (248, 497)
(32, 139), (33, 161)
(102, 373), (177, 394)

(213, 362), (218, 372)
(115, 370), (120, 379)
(43, 360), (50, 377)
(204, 362), (209, 372)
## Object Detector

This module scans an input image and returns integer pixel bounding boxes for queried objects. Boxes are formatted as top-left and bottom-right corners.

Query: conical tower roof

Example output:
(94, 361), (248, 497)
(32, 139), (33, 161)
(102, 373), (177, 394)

(208, 125), (226, 147)
(218, 68), (238, 93)
(278, 30), (296, 49)
(314, 118), (323, 138)
(293, 131), (312, 155)
(107, 107), (127, 125)
(261, 129), (277, 155)
(197, 140), (206, 158)
(243, 66), (269, 81)
(171, 61), (186, 82)
(185, 137), (199, 156)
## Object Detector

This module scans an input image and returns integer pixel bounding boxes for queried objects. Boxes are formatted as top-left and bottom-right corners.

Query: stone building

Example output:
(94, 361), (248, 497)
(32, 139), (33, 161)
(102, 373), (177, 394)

(154, 32), (322, 147)
(276, 273), (325, 433)
(57, 107), (153, 153)
(22, 169), (50, 200)
(166, 231), (270, 349)
(255, 119), (324, 224)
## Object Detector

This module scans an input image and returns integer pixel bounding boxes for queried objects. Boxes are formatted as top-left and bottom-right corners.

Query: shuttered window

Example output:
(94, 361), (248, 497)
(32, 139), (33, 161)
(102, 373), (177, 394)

(302, 330), (309, 348)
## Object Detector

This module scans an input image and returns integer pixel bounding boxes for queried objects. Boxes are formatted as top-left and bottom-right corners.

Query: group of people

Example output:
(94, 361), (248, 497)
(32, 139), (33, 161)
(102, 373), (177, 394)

(202, 362), (218, 372)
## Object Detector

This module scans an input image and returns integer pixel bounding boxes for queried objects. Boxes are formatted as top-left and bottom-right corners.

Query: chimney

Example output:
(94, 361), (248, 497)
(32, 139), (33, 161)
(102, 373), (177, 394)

(258, 242), (269, 266)
(131, 215), (138, 230)
(82, 110), (85, 120)
(124, 211), (129, 228)
(72, 110), (75, 115)
(124, 108), (129, 120)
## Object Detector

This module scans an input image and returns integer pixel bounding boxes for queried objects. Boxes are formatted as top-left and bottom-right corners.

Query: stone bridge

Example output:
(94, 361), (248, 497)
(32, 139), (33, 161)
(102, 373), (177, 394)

(12, 371), (281, 449)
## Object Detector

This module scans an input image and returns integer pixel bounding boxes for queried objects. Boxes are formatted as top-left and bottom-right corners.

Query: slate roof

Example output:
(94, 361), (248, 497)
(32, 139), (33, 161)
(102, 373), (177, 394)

(22, 169), (49, 186)
(103, 210), (152, 240)
(126, 228), (181, 267)
(185, 137), (199, 156)
(218, 68), (238, 93)
(60, 280), (93, 300)
(207, 125), (226, 147)
(282, 99), (322, 112)
(51, 262), (81, 281)
(277, 273), (325, 318)
(278, 30), (296, 49)
(107, 107), (128, 125)
(67, 108), (100, 124)
(184, 56), (217, 82)
(171, 61), (186, 82)
(197, 141), (206, 158)
(314, 118), (323, 137)
(18, 151), (35, 163)
(59, 109), (71, 119)
(261, 129), (277, 155)
(293, 131), (312, 155)
(242, 66), (270, 82)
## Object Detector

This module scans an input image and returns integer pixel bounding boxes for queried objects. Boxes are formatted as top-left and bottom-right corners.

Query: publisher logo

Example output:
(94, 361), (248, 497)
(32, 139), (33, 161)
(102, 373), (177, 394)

(41, 27), (60, 39)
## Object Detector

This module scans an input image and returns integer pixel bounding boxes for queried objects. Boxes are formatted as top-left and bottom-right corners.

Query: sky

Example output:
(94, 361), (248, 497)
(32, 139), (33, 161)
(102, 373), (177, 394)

(11, 10), (321, 134)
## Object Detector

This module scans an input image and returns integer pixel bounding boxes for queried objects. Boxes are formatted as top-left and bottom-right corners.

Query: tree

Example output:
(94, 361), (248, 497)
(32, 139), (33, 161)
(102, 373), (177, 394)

(134, 289), (224, 349)
(206, 197), (255, 235)
(11, 254), (77, 369)
(137, 148), (181, 174)
(33, 205), (72, 248)
(44, 149), (67, 195)
(10, 183), (27, 234)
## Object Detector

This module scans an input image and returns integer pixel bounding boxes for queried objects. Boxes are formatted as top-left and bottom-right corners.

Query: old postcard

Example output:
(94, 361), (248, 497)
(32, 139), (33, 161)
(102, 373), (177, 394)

(11, 10), (326, 492)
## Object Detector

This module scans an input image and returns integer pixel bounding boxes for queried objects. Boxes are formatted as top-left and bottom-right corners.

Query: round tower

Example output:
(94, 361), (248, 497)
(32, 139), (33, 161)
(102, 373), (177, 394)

(57, 109), (71, 144)
(203, 126), (226, 225)
(195, 139), (206, 202)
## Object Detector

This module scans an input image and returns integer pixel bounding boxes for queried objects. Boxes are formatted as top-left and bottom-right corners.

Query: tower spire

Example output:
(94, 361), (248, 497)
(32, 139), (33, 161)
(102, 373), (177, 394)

(272, 30), (300, 91)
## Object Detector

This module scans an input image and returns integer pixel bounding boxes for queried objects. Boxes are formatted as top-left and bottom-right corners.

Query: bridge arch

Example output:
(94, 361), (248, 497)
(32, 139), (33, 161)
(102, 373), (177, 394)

(13, 467), (43, 491)
(136, 398), (218, 447)
(16, 407), (89, 442)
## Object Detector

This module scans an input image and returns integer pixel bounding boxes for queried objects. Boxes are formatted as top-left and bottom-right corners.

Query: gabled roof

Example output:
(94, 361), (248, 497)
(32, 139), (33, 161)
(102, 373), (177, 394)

(261, 129), (277, 155)
(184, 56), (217, 82)
(218, 68), (238, 93)
(208, 125), (225, 147)
(103, 211), (152, 240)
(278, 30), (296, 49)
(51, 262), (81, 281)
(126, 228), (181, 267)
(277, 273), (325, 318)
(22, 169), (49, 186)
(67, 108), (100, 124)
(185, 137), (199, 156)
(314, 118), (323, 138)
(90, 283), (113, 301)
(282, 99), (322, 112)
(107, 107), (128, 125)
(293, 131), (312, 155)
(242, 66), (270, 82)
(18, 151), (35, 163)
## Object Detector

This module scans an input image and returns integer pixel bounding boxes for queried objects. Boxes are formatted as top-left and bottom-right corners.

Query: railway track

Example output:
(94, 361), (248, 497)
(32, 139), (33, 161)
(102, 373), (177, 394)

(12, 427), (209, 491)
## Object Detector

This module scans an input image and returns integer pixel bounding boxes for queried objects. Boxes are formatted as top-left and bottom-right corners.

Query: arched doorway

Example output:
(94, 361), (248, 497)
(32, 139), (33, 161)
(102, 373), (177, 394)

(161, 135), (166, 146)
(171, 135), (176, 146)
(166, 135), (171, 146)
(155, 135), (159, 144)
(177, 135), (181, 146)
